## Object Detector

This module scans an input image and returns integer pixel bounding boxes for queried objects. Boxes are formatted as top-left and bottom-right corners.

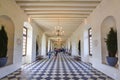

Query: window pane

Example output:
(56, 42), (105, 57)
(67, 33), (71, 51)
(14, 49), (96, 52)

(22, 27), (27, 56)
(23, 37), (26, 39)
(23, 40), (26, 43)
(23, 28), (26, 32)
(88, 28), (92, 56)
(23, 28), (27, 35)
(23, 52), (26, 55)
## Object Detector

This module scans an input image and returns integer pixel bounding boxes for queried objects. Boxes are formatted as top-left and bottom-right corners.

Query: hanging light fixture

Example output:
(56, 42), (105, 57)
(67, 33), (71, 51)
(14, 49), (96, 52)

(55, 37), (62, 47)
(53, 18), (64, 36)
(52, 18), (64, 47)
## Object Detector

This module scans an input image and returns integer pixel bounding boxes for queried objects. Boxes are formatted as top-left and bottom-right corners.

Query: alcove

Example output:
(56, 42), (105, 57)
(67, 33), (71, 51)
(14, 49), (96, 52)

(101, 16), (118, 67)
(0, 15), (14, 66)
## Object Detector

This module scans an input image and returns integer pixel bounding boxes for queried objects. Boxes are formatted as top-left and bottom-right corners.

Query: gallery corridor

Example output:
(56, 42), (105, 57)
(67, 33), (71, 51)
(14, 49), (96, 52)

(2, 53), (113, 80)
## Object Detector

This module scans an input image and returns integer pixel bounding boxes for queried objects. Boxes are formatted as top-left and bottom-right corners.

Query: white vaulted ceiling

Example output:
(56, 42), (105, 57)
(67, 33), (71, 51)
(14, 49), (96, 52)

(15, 0), (102, 41)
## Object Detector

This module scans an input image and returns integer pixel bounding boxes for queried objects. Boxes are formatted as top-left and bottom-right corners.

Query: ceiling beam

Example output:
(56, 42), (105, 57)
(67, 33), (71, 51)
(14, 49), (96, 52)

(32, 17), (87, 19)
(17, 3), (99, 7)
(16, 1), (101, 4)
(22, 7), (95, 11)
(21, 6), (96, 8)
(26, 12), (91, 15)
(24, 10), (93, 12)
(27, 13), (90, 15)
(16, 0), (102, 1)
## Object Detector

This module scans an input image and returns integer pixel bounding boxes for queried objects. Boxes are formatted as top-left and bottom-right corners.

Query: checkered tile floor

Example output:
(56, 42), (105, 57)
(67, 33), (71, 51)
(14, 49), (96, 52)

(1, 53), (113, 80)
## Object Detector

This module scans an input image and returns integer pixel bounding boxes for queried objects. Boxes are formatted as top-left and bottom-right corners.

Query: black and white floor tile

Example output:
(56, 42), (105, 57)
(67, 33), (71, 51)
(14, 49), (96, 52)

(1, 53), (113, 80)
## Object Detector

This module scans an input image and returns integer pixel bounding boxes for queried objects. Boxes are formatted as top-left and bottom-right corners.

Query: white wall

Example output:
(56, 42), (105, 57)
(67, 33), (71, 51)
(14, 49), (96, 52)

(0, 0), (27, 78)
(31, 22), (44, 61)
(0, 0), (44, 78)
(41, 33), (47, 57)
(50, 40), (53, 51)
(71, 35), (79, 56)
(69, 22), (90, 62)
(66, 39), (71, 52)
(86, 0), (120, 79)
(83, 28), (89, 62)
(68, 0), (120, 79)
(67, 39), (70, 52)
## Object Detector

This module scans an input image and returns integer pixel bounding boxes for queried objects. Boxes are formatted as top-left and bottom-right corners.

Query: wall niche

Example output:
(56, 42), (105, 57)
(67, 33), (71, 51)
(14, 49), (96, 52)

(0, 15), (14, 66)
(101, 16), (118, 67)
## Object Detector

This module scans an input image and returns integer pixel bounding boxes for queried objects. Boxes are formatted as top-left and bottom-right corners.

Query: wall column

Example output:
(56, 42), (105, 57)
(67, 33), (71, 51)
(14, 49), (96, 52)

(68, 39), (70, 53)
(71, 37), (79, 56)
(41, 33), (47, 56)
(51, 41), (54, 51)
(48, 39), (51, 52)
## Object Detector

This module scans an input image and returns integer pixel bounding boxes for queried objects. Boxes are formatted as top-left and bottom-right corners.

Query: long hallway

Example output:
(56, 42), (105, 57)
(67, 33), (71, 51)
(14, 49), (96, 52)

(2, 53), (113, 80)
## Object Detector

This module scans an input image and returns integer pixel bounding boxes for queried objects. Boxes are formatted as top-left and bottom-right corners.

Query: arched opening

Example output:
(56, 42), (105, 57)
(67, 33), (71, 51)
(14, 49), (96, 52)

(36, 40), (38, 57)
(78, 40), (81, 56)
(101, 16), (118, 67)
(69, 42), (72, 56)
(0, 15), (14, 66)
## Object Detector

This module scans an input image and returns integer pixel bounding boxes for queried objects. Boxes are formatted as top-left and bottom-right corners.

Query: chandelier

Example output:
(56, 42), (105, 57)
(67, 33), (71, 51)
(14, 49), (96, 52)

(53, 18), (64, 36)
(56, 37), (62, 42)
(55, 37), (62, 46)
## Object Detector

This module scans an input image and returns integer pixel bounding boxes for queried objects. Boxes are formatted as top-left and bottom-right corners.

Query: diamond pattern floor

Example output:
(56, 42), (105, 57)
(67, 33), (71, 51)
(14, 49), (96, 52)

(1, 53), (113, 80)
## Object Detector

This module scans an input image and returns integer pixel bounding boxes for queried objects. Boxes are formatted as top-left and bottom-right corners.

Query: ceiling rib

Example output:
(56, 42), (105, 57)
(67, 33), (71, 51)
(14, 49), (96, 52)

(16, 1), (101, 3)
(24, 10), (93, 12)
(21, 6), (96, 8)
(23, 7), (95, 11)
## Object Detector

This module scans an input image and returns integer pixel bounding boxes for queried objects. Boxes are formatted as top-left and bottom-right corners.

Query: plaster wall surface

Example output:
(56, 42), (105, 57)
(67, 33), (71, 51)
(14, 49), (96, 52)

(0, 0), (44, 78)
(0, 0), (27, 78)
(69, 0), (120, 79)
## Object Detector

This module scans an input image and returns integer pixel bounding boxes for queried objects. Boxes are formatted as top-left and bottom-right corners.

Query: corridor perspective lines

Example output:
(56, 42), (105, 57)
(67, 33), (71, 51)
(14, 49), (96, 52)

(1, 53), (113, 80)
